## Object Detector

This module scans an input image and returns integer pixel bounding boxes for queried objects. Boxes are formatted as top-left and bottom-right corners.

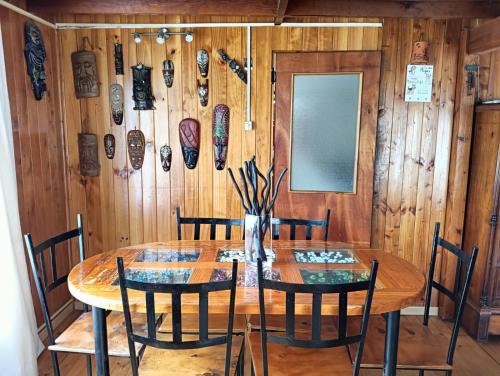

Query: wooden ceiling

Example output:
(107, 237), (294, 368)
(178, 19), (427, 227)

(25, 0), (500, 19)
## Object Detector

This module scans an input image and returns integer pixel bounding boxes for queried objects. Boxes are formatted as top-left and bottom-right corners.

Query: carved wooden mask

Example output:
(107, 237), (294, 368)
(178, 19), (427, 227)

(179, 118), (200, 169)
(196, 49), (209, 78)
(127, 129), (145, 170)
(114, 43), (124, 75)
(104, 133), (115, 159)
(162, 60), (174, 88)
(212, 104), (230, 170)
(197, 79), (208, 107)
(109, 83), (124, 125)
(160, 144), (172, 172)
(78, 133), (100, 176)
(23, 21), (47, 101)
(411, 41), (429, 64)
(71, 49), (99, 99)
(131, 64), (155, 110)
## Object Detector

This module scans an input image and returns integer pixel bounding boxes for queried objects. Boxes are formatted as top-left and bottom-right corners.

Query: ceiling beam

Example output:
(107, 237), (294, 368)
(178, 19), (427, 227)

(274, 0), (289, 25)
(468, 17), (500, 54)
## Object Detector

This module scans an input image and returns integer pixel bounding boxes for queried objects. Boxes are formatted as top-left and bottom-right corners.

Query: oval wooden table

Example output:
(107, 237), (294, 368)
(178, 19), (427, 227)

(69, 240), (425, 376)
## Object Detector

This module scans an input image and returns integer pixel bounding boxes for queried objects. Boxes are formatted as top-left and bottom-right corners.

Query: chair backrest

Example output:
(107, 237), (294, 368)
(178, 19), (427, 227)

(423, 222), (478, 365)
(257, 258), (378, 376)
(271, 209), (331, 241)
(117, 257), (239, 376)
(176, 206), (244, 240)
(24, 213), (86, 346)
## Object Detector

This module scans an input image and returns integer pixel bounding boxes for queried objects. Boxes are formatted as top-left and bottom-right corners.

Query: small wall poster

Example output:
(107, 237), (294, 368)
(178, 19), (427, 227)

(405, 64), (433, 102)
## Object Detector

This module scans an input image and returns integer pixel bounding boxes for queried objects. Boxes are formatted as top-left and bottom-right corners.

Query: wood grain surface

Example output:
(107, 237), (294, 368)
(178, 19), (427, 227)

(68, 240), (425, 315)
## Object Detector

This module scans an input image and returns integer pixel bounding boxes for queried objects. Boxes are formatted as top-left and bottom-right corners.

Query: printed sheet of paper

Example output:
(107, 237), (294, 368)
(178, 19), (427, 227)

(405, 64), (433, 102)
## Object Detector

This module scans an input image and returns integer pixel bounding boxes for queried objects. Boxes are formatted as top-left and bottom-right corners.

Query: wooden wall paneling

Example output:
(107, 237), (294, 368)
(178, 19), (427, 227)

(371, 18), (398, 250)
(196, 16), (214, 240)
(317, 17), (334, 51)
(182, 15), (199, 241)
(334, 17), (349, 50)
(442, 19), (478, 319)
(150, 14), (170, 242)
(225, 16), (243, 239)
(166, 15), (185, 240)
(384, 19), (412, 257)
(125, 15), (144, 245)
(107, 15), (130, 247)
(211, 17), (228, 238)
(362, 18), (381, 50)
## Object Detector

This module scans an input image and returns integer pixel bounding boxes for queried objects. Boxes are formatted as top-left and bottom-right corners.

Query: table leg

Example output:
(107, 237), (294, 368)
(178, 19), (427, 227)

(92, 307), (110, 376)
(384, 310), (400, 376)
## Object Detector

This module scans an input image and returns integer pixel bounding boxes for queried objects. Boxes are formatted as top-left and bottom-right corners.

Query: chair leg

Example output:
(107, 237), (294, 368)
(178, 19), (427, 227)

(50, 351), (60, 376)
(86, 354), (92, 376)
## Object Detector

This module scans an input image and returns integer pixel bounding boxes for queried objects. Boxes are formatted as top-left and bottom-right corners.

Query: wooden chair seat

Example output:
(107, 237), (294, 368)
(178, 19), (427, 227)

(158, 313), (247, 334)
(348, 315), (453, 371)
(138, 333), (244, 376)
(48, 311), (146, 357)
(247, 314), (339, 333)
(248, 332), (354, 376)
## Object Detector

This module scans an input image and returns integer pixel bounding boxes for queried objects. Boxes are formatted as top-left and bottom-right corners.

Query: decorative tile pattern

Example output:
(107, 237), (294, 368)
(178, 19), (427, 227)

(134, 248), (200, 262)
(300, 269), (370, 285)
(293, 249), (357, 264)
(216, 248), (276, 262)
(210, 268), (281, 287)
(112, 268), (192, 285)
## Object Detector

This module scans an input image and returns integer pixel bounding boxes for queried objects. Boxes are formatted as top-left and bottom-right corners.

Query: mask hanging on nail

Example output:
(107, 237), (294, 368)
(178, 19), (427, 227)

(23, 21), (47, 101)
(213, 104), (230, 170)
(78, 133), (100, 176)
(179, 118), (200, 169)
(197, 79), (208, 107)
(114, 43), (124, 75)
(160, 144), (172, 172)
(131, 63), (155, 110)
(127, 129), (145, 170)
(162, 60), (174, 88)
(71, 38), (99, 99)
(109, 83), (124, 125)
(196, 49), (209, 78)
(104, 133), (115, 159)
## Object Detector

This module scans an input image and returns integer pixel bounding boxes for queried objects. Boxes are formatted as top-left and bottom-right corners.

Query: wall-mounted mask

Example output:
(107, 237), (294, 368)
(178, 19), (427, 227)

(23, 21), (47, 101)
(218, 49), (246, 84)
(109, 83), (124, 125)
(127, 129), (145, 170)
(131, 64), (155, 110)
(179, 118), (200, 169)
(196, 49), (209, 78)
(78, 133), (100, 176)
(197, 79), (208, 107)
(411, 41), (429, 64)
(71, 45), (99, 99)
(213, 104), (230, 170)
(114, 43), (124, 75)
(160, 144), (172, 172)
(162, 60), (174, 88)
(104, 133), (115, 159)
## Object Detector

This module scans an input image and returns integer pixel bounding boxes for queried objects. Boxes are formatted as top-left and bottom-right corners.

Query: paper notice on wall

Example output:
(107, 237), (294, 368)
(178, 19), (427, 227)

(405, 64), (433, 102)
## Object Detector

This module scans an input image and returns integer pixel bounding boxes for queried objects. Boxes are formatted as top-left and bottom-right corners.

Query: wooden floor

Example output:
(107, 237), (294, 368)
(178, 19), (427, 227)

(38, 313), (500, 375)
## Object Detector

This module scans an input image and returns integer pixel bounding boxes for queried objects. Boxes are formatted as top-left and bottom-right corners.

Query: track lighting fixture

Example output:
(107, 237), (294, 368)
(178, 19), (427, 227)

(132, 28), (193, 44)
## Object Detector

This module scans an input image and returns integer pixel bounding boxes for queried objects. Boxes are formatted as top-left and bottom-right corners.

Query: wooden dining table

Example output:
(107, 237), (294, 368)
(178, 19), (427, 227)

(68, 240), (425, 376)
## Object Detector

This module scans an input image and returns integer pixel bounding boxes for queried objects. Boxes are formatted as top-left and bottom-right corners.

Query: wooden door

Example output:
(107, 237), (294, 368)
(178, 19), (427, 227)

(273, 52), (381, 245)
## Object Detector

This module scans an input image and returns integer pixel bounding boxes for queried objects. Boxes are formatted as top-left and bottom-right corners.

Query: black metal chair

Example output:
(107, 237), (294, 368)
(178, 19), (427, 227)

(176, 206), (244, 240)
(271, 208), (331, 241)
(249, 258), (378, 376)
(24, 214), (146, 376)
(354, 222), (479, 375)
(117, 257), (244, 376)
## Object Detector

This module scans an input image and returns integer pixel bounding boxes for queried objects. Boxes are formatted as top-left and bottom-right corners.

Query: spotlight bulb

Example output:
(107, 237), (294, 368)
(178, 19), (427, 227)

(185, 33), (193, 43)
(156, 34), (165, 44)
(133, 33), (141, 44)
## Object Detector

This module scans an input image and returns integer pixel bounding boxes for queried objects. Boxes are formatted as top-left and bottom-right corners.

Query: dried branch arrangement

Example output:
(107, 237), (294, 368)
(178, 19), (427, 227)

(227, 156), (288, 216)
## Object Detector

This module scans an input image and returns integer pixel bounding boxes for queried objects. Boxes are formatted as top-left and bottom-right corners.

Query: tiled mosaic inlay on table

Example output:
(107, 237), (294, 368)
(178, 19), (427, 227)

(293, 249), (358, 264)
(216, 248), (276, 262)
(134, 248), (200, 262)
(300, 269), (370, 285)
(210, 267), (281, 287)
(111, 268), (193, 285)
